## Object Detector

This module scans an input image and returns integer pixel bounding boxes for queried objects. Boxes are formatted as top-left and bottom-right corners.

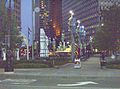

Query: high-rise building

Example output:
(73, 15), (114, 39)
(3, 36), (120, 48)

(34, 0), (50, 57)
(14, 0), (21, 28)
(0, 0), (21, 28)
(35, 0), (62, 39)
(0, 0), (21, 38)
(62, 0), (120, 43)
(49, 0), (62, 39)
(34, 0), (62, 56)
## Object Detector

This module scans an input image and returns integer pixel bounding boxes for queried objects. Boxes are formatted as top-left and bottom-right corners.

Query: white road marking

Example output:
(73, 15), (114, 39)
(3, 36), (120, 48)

(0, 79), (37, 85)
(4, 72), (14, 74)
(11, 83), (29, 85)
(77, 81), (98, 85)
(57, 81), (98, 87)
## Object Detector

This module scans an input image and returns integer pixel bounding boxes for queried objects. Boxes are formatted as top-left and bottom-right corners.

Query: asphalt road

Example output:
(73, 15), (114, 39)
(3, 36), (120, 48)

(0, 76), (120, 89)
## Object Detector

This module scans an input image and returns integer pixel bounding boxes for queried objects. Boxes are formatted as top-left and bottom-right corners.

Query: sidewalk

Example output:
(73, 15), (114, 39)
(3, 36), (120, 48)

(0, 68), (4, 74)
(5, 57), (118, 78)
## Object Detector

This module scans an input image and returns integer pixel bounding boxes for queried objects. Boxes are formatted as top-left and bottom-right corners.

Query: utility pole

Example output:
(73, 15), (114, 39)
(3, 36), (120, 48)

(32, 0), (35, 60)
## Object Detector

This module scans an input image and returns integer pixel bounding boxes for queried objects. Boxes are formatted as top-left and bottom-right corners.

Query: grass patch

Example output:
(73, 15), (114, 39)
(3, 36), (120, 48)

(13, 59), (53, 68)
(14, 63), (49, 68)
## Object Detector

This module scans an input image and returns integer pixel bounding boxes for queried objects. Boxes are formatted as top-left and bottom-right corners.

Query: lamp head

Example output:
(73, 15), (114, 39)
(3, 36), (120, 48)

(69, 10), (74, 16)
(101, 23), (104, 26)
(81, 26), (84, 29)
(77, 20), (80, 24)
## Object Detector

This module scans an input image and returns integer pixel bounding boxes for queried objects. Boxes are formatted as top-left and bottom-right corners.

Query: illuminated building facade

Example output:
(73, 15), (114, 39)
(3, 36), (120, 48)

(49, 0), (62, 39)
(35, 0), (62, 39)
(34, 0), (50, 56)
(62, 0), (120, 42)
(35, 0), (62, 56)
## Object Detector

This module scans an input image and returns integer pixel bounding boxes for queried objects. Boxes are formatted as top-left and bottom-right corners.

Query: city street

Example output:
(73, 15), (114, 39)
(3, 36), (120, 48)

(0, 0), (120, 89)
(0, 57), (120, 89)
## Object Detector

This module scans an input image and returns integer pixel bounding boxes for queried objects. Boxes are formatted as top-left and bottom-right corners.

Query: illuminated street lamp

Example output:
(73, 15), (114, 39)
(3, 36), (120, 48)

(101, 23), (104, 26)
(76, 20), (81, 44)
(77, 20), (80, 24)
(69, 10), (74, 16)
(68, 10), (75, 62)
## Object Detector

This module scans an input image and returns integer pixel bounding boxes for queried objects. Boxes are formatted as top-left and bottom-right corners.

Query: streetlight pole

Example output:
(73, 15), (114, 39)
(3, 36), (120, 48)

(68, 10), (75, 62)
(32, 0), (34, 60)
(32, 0), (40, 60)
(76, 20), (81, 47)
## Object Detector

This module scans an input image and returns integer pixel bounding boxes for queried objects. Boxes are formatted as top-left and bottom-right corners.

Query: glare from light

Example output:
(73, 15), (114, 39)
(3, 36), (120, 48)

(101, 23), (104, 26)
(67, 42), (69, 44)
(81, 26), (84, 29)
(69, 10), (74, 15)
(77, 20), (80, 24)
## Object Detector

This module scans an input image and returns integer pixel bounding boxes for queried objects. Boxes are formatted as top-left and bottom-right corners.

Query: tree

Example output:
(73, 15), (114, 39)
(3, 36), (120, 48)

(0, 2), (8, 46)
(0, 5), (8, 48)
(94, 5), (120, 52)
(10, 15), (23, 49)
(0, 2), (23, 50)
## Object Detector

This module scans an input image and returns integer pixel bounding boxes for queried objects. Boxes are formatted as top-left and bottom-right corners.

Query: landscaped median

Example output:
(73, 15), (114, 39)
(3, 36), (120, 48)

(0, 57), (71, 68)
(105, 56), (120, 69)
(13, 61), (51, 68)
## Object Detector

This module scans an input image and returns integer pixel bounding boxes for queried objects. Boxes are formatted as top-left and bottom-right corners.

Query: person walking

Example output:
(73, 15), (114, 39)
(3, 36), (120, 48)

(100, 51), (106, 69)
